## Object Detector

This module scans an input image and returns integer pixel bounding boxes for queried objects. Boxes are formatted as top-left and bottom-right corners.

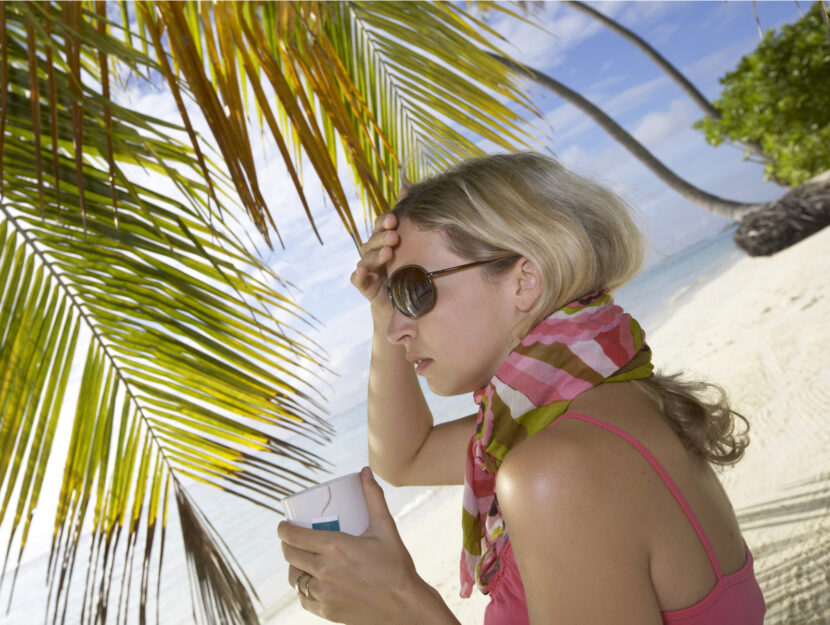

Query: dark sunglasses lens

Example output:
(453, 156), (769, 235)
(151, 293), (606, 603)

(390, 266), (435, 317)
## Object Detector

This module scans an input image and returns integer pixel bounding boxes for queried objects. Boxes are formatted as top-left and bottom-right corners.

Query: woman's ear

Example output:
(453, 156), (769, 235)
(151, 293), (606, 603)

(512, 257), (543, 313)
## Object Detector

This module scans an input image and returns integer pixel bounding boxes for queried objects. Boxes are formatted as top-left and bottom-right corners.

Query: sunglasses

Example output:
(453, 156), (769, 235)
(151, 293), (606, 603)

(385, 256), (520, 318)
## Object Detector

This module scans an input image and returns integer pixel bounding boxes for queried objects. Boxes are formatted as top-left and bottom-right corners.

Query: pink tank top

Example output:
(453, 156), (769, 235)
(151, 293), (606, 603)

(481, 413), (766, 625)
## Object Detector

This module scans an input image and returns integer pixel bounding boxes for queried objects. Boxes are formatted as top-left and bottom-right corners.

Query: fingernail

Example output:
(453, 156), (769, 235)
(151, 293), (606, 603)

(361, 466), (374, 481)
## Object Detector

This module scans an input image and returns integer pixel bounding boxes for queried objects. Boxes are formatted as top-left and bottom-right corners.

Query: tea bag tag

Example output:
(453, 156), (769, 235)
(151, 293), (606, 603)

(311, 516), (340, 531)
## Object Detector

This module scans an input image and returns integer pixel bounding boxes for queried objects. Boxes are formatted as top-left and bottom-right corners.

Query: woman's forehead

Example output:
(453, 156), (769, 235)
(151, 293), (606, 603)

(388, 220), (458, 273)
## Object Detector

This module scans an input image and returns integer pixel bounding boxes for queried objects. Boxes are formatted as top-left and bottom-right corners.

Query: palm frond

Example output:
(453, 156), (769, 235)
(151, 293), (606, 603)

(132, 0), (541, 245)
(1, 3), (333, 623)
(176, 485), (259, 625)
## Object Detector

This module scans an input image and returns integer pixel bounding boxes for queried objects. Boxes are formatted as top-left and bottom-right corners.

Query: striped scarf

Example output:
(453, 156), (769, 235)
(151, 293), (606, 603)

(460, 291), (653, 597)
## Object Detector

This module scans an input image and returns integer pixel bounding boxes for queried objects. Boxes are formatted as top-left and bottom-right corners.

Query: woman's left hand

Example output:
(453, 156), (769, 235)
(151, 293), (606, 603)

(279, 467), (453, 625)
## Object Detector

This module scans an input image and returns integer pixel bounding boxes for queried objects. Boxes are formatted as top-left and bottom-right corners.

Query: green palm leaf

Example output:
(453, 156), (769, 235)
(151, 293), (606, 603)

(1, 3), (330, 623)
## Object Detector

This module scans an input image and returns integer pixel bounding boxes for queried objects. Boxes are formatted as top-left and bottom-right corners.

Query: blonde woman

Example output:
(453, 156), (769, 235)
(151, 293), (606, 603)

(279, 153), (766, 624)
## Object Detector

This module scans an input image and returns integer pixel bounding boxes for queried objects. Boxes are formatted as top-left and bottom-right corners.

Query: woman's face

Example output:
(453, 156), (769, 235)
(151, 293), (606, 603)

(385, 219), (525, 396)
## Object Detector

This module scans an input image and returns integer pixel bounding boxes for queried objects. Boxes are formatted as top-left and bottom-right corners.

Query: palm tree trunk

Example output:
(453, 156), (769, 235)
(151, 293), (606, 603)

(563, 1), (778, 176)
(491, 53), (765, 221)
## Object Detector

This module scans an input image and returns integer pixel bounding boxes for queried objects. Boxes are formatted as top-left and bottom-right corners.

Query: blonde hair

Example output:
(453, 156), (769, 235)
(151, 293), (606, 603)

(393, 152), (748, 465)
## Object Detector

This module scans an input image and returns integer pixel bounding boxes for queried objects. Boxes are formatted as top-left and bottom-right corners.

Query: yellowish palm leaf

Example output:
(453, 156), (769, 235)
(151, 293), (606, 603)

(128, 0), (539, 244)
(1, 3), (330, 622)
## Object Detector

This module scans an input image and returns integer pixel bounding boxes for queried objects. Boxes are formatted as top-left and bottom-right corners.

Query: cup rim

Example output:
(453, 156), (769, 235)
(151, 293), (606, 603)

(280, 471), (362, 504)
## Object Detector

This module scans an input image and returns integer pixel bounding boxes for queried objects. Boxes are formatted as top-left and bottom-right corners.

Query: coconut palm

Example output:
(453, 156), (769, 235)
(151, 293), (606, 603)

(563, 0), (778, 175)
(461, 1), (827, 251)
(495, 2), (829, 252)
(0, 2), (538, 623)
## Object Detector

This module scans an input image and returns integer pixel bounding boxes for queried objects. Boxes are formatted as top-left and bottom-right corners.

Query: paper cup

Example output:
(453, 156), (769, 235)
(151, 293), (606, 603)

(281, 472), (370, 536)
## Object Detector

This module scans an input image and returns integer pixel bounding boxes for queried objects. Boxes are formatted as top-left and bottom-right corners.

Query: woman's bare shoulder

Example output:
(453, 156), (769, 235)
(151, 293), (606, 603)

(496, 416), (651, 514)
(495, 419), (664, 623)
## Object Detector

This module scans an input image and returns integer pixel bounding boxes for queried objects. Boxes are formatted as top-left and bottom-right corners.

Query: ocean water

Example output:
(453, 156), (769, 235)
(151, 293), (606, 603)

(0, 228), (743, 625)
(614, 226), (743, 331)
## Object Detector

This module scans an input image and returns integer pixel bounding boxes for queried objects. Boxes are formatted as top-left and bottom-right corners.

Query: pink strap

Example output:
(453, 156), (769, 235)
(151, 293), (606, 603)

(556, 413), (723, 579)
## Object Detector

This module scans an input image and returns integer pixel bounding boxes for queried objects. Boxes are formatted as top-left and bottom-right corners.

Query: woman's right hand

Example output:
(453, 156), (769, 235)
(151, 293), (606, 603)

(351, 213), (400, 314)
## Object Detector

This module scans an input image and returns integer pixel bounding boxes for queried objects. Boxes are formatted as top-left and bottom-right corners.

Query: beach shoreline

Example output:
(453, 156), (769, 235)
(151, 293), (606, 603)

(268, 227), (830, 624)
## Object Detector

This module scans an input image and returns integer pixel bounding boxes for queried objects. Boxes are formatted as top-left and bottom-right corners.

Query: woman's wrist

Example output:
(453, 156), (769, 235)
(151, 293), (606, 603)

(370, 302), (394, 327)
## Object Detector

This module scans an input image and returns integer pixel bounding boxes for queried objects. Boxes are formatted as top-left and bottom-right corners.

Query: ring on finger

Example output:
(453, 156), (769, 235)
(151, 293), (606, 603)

(301, 573), (313, 600)
(295, 572), (312, 596)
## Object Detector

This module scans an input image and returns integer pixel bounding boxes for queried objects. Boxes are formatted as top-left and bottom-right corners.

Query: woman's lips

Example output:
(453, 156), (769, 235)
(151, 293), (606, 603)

(415, 358), (433, 373)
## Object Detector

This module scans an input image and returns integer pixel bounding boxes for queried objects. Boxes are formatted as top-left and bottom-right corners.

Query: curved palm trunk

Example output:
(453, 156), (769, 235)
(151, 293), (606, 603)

(491, 53), (765, 220)
(563, 1), (776, 173)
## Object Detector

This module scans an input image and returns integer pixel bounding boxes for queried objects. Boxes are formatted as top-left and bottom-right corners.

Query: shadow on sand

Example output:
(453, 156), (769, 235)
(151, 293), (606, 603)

(736, 473), (830, 624)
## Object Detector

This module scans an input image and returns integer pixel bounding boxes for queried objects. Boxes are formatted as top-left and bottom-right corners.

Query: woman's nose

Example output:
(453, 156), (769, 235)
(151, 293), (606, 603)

(386, 308), (418, 344)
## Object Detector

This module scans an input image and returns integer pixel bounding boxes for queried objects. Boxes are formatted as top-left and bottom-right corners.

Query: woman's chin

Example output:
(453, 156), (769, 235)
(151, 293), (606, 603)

(425, 377), (481, 398)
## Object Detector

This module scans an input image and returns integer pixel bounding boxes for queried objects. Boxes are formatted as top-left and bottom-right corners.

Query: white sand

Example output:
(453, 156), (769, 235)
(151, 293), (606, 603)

(271, 227), (830, 624)
(646, 227), (830, 623)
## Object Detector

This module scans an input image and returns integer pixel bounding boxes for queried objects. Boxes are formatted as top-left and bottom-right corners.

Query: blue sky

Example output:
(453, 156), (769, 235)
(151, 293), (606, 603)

(257, 1), (807, 415)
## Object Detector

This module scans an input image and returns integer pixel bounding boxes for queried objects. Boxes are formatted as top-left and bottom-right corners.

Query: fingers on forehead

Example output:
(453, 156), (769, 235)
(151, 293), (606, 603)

(374, 212), (396, 231)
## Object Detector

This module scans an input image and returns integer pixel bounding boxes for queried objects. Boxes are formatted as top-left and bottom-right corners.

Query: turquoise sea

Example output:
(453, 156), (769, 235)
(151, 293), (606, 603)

(0, 227), (743, 625)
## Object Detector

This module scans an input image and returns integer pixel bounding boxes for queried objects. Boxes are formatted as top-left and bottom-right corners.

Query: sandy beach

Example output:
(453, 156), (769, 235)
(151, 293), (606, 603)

(272, 227), (830, 625)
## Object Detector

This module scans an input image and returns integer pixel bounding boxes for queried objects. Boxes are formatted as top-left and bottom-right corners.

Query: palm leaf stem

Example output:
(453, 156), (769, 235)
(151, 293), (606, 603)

(0, 1), (8, 189)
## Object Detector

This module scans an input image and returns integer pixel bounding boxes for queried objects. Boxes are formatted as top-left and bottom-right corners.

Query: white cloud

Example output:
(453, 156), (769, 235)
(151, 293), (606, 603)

(600, 73), (669, 117)
(632, 97), (696, 147)
(616, 1), (675, 29)
(544, 102), (594, 145)
(698, 1), (747, 36)
(484, 2), (611, 70)
(646, 21), (681, 48)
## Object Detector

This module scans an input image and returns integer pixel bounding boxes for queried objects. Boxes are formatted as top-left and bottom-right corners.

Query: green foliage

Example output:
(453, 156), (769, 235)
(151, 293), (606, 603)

(695, 2), (830, 186)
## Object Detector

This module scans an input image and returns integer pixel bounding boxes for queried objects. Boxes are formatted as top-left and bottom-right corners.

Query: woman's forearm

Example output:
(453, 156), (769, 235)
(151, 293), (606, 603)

(408, 580), (463, 625)
(367, 314), (435, 485)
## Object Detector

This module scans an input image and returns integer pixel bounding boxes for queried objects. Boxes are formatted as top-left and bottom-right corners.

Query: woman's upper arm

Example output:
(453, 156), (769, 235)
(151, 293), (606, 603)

(373, 413), (477, 486)
(495, 431), (663, 625)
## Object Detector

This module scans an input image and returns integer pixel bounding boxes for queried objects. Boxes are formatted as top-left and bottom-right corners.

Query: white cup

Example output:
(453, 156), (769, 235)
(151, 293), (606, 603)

(281, 472), (370, 536)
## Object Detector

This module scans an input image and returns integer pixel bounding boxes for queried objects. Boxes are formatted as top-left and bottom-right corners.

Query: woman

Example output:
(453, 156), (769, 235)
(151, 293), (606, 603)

(279, 153), (766, 624)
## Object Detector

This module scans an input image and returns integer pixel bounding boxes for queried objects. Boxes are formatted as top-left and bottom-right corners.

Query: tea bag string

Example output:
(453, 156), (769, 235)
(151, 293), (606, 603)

(320, 484), (332, 516)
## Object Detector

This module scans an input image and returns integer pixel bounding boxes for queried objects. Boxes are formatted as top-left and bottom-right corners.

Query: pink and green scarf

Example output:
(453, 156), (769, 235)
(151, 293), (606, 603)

(460, 290), (653, 597)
